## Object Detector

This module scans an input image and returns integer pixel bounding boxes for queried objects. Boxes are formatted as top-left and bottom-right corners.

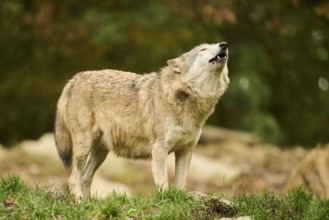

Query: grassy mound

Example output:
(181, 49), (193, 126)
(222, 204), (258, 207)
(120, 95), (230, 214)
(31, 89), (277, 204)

(1, 174), (328, 219)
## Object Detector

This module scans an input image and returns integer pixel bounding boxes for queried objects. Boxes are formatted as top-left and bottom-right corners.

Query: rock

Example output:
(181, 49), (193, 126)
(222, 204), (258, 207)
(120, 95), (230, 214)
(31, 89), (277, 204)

(189, 191), (208, 199)
(167, 153), (242, 187)
(0, 127), (311, 200)
(0, 144), (9, 161)
(199, 126), (260, 145)
(99, 153), (149, 179)
(15, 133), (59, 161)
(285, 144), (329, 197)
(91, 173), (132, 198)
(98, 149), (243, 194)
(189, 192), (238, 219)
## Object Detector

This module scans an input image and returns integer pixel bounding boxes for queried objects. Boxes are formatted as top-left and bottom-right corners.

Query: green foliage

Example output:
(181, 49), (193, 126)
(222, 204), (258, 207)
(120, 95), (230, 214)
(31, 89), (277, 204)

(0, 0), (328, 146)
(0, 174), (29, 197)
(0, 175), (227, 219)
(235, 186), (329, 220)
(1, 175), (329, 219)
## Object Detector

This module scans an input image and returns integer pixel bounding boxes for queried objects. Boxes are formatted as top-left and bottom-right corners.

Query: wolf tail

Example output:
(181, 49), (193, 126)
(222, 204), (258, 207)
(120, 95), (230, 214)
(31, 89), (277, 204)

(55, 80), (73, 176)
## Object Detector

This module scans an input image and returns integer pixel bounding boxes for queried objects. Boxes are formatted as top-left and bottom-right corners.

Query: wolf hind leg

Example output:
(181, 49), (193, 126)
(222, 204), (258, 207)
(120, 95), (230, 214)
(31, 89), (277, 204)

(81, 144), (109, 197)
(68, 132), (93, 202)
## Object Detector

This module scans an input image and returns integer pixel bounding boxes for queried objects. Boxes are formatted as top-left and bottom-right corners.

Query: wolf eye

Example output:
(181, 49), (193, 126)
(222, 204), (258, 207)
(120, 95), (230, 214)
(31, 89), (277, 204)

(200, 48), (207, 51)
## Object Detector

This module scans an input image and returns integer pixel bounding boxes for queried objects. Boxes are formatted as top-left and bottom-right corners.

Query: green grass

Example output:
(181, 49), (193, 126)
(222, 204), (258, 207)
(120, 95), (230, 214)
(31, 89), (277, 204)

(235, 187), (329, 220)
(1, 174), (329, 220)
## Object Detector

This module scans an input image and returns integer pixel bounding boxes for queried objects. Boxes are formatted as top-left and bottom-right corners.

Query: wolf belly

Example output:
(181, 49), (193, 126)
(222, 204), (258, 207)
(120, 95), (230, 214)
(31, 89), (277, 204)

(110, 134), (152, 159)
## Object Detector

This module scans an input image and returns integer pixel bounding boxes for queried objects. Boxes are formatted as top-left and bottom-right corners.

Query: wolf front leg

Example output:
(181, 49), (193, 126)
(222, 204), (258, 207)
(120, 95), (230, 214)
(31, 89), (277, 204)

(175, 131), (201, 189)
(174, 148), (193, 188)
(151, 142), (169, 189)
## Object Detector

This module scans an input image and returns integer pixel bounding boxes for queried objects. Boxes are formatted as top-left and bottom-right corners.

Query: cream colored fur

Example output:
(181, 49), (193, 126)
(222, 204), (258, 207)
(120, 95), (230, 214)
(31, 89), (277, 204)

(55, 42), (230, 201)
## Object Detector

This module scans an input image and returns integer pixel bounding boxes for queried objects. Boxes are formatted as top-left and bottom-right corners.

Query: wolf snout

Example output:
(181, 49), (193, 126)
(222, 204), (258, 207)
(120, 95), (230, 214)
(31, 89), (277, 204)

(219, 42), (228, 50)
(209, 42), (228, 63)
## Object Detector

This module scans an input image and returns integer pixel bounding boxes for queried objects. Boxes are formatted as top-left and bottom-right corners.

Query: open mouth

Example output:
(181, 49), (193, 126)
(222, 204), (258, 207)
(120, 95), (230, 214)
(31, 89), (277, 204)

(209, 52), (227, 63)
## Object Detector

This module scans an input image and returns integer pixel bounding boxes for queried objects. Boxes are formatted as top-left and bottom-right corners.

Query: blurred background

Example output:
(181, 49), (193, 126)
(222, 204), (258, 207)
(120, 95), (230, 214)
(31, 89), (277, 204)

(1, 0), (328, 147)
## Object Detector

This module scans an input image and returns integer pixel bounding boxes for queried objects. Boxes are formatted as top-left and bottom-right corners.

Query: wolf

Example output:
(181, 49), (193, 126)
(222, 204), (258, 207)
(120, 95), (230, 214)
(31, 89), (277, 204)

(55, 42), (229, 201)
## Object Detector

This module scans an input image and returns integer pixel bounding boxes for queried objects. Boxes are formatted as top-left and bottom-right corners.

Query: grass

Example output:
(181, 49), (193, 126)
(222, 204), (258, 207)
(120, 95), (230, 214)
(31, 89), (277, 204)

(0, 174), (329, 220)
(235, 187), (329, 220)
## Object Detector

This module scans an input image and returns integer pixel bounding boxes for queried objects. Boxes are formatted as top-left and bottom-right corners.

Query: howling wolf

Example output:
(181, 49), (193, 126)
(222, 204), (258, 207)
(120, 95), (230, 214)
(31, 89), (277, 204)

(55, 42), (229, 201)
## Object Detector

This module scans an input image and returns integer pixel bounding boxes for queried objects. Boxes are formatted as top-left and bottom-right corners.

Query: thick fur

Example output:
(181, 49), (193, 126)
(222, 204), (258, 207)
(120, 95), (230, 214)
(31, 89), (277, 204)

(55, 42), (229, 200)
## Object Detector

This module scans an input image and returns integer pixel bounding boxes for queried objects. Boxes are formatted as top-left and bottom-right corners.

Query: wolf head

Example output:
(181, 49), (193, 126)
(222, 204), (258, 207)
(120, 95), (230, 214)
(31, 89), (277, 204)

(167, 42), (229, 94)
(167, 42), (228, 72)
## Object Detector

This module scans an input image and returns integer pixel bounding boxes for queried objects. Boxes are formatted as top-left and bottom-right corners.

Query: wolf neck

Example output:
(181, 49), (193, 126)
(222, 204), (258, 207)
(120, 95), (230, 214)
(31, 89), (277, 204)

(185, 65), (229, 98)
(160, 66), (229, 127)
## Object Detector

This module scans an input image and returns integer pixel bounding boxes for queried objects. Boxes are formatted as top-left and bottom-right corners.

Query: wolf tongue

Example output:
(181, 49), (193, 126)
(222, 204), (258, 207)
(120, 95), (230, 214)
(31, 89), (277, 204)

(209, 56), (218, 63)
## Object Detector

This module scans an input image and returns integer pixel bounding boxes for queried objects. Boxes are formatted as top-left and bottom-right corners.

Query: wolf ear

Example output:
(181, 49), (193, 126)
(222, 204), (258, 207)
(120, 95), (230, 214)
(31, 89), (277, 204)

(167, 58), (181, 73)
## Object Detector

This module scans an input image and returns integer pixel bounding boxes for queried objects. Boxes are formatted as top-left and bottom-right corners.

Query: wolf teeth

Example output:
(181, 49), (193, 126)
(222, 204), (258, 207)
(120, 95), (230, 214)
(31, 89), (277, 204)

(209, 53), (227, 63)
